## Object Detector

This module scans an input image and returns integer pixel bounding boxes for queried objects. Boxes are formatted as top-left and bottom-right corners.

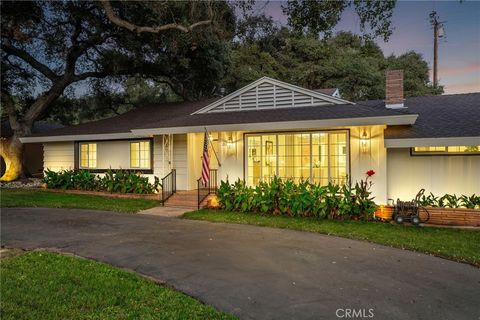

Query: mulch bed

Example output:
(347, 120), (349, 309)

(44, 188), (161, 200)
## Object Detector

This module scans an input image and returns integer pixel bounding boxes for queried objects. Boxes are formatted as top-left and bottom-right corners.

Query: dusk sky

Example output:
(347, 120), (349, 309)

(257, 0), (480, 94)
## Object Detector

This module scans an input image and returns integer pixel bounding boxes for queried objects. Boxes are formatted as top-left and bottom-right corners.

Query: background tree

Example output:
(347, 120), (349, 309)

(43, 77), (181, 126)
(283, 0), (396, 40)
(224, 27), (442, 101)
(0, 0), (234, 181)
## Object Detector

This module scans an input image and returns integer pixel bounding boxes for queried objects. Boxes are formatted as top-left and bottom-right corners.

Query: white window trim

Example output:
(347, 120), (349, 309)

(79, 143), (97, 169)
(130, 140), (152, 169)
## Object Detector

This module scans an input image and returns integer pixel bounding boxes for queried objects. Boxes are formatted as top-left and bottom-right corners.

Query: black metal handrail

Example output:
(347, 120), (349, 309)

(197, 169), (218, 209)
(161, 169), (176, 205)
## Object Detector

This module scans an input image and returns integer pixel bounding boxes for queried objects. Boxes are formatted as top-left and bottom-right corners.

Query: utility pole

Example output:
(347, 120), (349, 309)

(430, 11), (445, 88)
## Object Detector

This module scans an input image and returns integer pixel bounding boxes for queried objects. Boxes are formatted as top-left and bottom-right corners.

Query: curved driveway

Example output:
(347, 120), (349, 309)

(1, 208), (479, 320)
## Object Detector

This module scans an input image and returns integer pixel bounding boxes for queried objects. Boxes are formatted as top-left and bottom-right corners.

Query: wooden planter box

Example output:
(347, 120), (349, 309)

(426, 207), (480, 226)
(375, 205), (480, 227)
(46, 188), (161, 200)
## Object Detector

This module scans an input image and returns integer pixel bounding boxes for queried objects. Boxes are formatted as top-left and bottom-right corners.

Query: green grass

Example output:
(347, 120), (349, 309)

(183, 210), (480, 267)
(0, 189), (160, 213)
(0, 251), (235, 320)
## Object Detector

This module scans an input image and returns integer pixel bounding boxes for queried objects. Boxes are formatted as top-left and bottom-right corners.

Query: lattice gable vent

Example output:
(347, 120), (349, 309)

(194, 77), (352, 114)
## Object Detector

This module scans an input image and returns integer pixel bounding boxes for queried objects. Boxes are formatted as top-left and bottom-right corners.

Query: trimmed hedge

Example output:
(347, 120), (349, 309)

(43, 169), (161, 194)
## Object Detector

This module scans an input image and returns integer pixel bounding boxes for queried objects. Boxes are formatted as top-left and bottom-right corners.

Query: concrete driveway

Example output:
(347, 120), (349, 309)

(1, 208), (479, 320)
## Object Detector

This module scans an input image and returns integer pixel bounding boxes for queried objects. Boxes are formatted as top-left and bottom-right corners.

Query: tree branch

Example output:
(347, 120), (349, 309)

(73, 70), (110, 82)
(1, 43), (59, 81)
(0, 89), (20, 131)
(23, 77), (73, 125)
(100, 0), (212, 34)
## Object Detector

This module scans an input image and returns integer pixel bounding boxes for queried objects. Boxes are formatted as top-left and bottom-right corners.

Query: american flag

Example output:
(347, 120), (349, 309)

(201, 131), (210, 186)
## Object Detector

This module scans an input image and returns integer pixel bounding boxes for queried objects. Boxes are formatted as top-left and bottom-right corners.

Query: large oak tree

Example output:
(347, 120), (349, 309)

(0, 0), (233, 181)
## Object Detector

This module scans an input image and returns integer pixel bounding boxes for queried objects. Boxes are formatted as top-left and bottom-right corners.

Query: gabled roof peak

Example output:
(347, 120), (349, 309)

(193, 77), (353, 114)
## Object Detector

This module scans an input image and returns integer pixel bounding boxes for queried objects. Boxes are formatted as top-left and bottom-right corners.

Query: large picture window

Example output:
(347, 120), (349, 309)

(80, 143), (97, 168)
(246, 131), (349, 186)
(130, 141), (151, 168)
(412, 146), (480, 155)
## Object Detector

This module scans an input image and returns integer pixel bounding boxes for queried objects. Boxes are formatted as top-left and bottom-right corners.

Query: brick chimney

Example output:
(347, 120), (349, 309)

(385, 70), (405, 109)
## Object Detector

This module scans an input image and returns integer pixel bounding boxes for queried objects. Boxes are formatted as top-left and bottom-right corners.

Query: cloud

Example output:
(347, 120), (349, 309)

(439, 62), (480, 77)
(444, 81), (480, 94)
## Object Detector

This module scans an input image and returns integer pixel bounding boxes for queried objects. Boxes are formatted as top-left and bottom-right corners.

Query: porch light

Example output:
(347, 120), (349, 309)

(226, 135), (234, 148)
(224, 134), (236, 156)
(360, 130), (370, 153)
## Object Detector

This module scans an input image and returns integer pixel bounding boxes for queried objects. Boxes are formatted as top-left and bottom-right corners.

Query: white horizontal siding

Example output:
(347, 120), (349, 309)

(387, 148), (480, 200)
(43, 142), (75, 172)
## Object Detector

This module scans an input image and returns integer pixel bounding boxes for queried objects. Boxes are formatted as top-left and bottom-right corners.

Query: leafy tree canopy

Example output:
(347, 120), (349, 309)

(283, 0), (396, 41)
(224, 28), (442, 101)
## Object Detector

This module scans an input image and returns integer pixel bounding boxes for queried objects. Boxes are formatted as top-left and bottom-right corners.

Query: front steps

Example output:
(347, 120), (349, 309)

(164, 190), (214, 209)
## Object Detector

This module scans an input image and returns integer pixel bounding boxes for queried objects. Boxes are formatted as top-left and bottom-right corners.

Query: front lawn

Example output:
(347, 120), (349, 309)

(0, 189), (160, 213)
(183, 210), (480, 266)
(0, 251), (235, 320)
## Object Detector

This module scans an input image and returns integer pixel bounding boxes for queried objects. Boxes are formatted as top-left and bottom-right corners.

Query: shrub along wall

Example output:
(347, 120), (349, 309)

(418, 192), (480, 209)
(43, 169), (161, 194)
(217, 176), (377, 221)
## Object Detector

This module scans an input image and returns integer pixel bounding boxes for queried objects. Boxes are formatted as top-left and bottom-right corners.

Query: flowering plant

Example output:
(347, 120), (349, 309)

(366, 169), (375, 177)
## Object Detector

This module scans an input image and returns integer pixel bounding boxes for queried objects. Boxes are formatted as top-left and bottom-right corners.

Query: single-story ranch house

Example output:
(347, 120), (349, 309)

(21, 71), (480, 204)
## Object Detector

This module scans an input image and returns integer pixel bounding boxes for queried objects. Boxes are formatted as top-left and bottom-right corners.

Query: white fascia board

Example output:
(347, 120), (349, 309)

(19, 132), (142, 143)
(132, 114), (418, 135)
(385, 136), (480, 148)
(192, 77), (354, 114)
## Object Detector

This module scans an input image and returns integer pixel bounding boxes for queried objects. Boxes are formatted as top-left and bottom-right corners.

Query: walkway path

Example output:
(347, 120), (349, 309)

(2, 208), (479, 320)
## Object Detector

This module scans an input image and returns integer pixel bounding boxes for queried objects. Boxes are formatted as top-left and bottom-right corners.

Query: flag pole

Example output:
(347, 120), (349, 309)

(204, 127), (221, 167)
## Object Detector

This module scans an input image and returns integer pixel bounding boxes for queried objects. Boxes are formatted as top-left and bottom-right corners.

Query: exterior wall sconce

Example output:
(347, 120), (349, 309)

(360, 130), (370, 153)
(223, 133), (237, 156)
(226, 135), (234, 148)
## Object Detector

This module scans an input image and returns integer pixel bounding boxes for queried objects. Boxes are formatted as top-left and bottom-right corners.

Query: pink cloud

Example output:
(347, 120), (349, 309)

(444, 81), (480, 94)
(438, 62), (480, 77)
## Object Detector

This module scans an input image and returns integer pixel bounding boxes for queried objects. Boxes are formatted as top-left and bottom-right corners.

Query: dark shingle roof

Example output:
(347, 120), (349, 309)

(379, 93), (480, 139)
(25, 92), (480, 140)
(27, 98), (410, 137)
(1, 121), (63, 137)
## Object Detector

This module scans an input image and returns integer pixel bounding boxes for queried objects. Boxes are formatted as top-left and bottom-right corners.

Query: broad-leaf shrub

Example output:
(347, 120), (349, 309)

(419, 192), (480, 209)
(217, 176), (376, 220)
(43, 169), (161, 194)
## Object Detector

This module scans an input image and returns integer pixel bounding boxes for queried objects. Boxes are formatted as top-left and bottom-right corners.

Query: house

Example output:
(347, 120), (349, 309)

(20, 71), (480, 204)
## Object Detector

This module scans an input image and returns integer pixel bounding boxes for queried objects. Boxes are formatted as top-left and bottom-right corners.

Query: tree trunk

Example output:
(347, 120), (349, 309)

(0, 134), (24, 181)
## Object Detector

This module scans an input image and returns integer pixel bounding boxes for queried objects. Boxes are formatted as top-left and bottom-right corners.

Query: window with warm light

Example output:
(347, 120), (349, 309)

(80, 143), (97, 168)
(246, 131), (349, 186)
(130, 141), (151, 168)
(412, 146), (480, 155)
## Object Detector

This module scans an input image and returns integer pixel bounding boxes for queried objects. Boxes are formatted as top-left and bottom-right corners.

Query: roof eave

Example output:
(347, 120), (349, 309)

(132, 114), (418, 135)
(385, 136), (480, 148)
(19, 132), (143, 143)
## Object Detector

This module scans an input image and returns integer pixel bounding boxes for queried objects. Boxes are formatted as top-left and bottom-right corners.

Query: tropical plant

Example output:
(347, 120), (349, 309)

(440, 194), (461, 208)
(216, 175), (376, 221)
(42, 169), (161, 194)
(461, 194), (480, 209)
(415, 191), (479, 209)
(419, 192), (439, 207)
